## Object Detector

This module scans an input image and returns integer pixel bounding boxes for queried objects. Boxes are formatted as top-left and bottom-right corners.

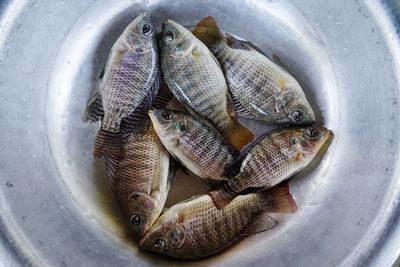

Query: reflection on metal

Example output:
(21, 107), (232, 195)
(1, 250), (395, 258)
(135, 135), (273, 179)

(0, 0), (399, 266)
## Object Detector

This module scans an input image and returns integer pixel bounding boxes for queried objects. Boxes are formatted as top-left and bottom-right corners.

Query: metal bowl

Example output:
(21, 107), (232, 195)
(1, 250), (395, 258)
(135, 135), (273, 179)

(1, 0), (399, 266)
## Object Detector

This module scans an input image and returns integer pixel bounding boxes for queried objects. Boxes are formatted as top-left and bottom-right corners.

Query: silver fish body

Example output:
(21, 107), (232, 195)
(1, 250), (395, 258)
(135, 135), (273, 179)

(193, 16), (315, 125)
(209, 126), (333, 209)
(160, 19), (254, 151)
(149, 108), (238, 181)
(104, 123), (175, 237)
(139, 184), (296, 259)
(84, 12), (159, 132)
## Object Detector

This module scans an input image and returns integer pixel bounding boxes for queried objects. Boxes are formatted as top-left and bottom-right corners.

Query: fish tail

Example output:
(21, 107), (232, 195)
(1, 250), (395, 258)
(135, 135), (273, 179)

(221, 119), (254, 151)
(259, 183), (297, 213)
(192, 16), (226, 48)
(83, 90), (104, 123)
(208, 182), (237, 210)
(93, 128), (125, 159)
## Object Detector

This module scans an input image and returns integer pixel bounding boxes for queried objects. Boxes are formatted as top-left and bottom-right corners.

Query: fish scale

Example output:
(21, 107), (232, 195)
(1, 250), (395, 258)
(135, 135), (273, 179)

(102, 50), (158, 131)
(149, 109), (237, 181)
(176, 195), (255, 258)
(234, 135), (291, 190)
(192, 16), (315, 125)
(100, 83), (175, 238)
(163, 49), (229, 129)
(105, 125), (170, 213)
(208, 127), (333, 209)
(140, 185), (296, 259)
(161, 20), (254, 150)
(219, 46), (282, 116)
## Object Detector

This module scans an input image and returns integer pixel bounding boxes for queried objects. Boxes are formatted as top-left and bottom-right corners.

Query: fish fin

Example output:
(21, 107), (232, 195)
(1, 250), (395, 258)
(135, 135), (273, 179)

(169, 156), (190, 176)
(152, 81), (174, 109)
(225, 33), (267, 55)
(208, 183), (237, 210)
(103, 155), (120, 189)
(192, 16), (226, 47)
(162, 207), (169, 214)
(205, 178), (225, 188)
(239, 212), (278, 238)
(119, 71), (162, 135)
(225, 34), (254, 52)
(260, 183), (297, 213)
(83, 90), (104, 123)
(231, 93), (257, 120)
(221, 120), (254, 151)
(272, 53), (290, 73)
(166, 97), (187, 112)
(224, 129), (282, 178)
(223, 155), (244, 178)
(140, 70), (161, 111)
(167, 157), (178, 187)
(99, 64), (106, 80)
(93, 128), (125, 159)
(100, 49), (114, 80)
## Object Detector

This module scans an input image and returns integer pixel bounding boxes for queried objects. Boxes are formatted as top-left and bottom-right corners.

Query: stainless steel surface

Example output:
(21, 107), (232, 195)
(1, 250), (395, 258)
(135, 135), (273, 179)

(0, 0), (399, 266)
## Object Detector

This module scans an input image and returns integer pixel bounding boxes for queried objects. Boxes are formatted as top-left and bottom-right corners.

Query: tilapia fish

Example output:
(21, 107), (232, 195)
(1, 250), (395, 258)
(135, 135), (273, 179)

(83, 12), (159, 157)
(139, 184), (296, 259)
(192, 16), (315, 125)
(100, 84), (175, 237)
(209, 127), (333, 209)
(161, 19), (254, 151)
(104, 123), (175, 237)
(148, 108), (238, 182)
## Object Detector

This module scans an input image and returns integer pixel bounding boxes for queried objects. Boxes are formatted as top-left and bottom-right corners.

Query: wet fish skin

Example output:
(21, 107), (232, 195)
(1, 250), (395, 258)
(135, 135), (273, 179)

(104, 123), (174, 237)
(149, 108), (238, 181)
(101, 86), (176, 237)
(160, 19), (254, 151)
(84, 12), (159, 132)
(139, 184), (296, 259)
(192, 16), (315, 125)
(209, 126), (333, 209)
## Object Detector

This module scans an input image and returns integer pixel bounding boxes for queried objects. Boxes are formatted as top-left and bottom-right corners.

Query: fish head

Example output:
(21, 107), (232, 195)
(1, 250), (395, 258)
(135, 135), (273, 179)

(286, 126), (333, 161)
(139, 212), (186, 256)
(124, 12), (157, 52)
(127, 193), (158, 237)
(148, 109), (188, 145)
(274, 80), (315, 125)
(161, 19), (191, 58)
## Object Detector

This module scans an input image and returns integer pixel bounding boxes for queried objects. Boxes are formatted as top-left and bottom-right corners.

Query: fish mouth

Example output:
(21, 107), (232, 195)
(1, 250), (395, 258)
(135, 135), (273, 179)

(315, 128), (334, 153)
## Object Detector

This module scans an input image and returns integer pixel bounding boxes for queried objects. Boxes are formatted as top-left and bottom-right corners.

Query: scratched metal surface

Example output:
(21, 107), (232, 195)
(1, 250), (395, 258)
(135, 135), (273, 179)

(0, 0), (399, 266)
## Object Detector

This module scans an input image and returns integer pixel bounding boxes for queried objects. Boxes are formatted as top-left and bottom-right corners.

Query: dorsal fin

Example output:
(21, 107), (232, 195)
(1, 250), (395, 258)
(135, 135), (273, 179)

(82, 90), (104, 123)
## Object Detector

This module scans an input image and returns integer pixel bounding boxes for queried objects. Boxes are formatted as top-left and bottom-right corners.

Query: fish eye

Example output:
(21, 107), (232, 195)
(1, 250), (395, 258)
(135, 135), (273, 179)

(306, 127), (319, 138)
(130, 214), (141, 226)
(154, 239), (165, 248)
(162, 110), (173, 120)
(292, 110), (304, 122)
(165, 31), (174, 42)
(142, 24), (153, 36)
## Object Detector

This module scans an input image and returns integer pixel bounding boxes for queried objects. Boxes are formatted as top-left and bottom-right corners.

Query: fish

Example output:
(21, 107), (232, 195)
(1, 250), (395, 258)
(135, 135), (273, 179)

(160, 19), (254, 151)
(192, 16), (315, 125)
(83, 12), (160, 158)
(209, 126), (333, 209)
(103, 122), (175, 238)
(98, 82), (175, 237)
(139, 183), (296, 259)
(148, 108), (239, 182)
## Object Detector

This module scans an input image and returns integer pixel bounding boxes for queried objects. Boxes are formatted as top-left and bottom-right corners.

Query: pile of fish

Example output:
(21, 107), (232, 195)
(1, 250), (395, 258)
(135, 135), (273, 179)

(83, 13), (333, 259)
